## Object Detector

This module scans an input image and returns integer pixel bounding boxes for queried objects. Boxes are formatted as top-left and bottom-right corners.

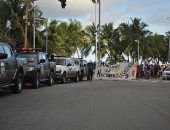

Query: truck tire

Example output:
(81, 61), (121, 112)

(32, 72), (40, 89)
(75, 73), (79, 82)
(48, 71), (55, 86)
(61, 73), (66, 84)
(12, 72), (23, 94)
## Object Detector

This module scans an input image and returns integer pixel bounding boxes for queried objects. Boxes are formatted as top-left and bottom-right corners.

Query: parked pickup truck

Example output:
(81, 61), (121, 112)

(52, 56), (80, 83)
(0, 42), (27, 93)
(72, 58), (88, 81)
(16, 50), (56, 88)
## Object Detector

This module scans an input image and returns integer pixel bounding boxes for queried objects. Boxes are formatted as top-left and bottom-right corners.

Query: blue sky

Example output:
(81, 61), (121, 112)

(35, 0), (170, 61)
(36, 0), (170, 35)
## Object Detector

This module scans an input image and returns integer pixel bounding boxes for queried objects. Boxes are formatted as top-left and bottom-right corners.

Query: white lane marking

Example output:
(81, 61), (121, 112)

(151, 98), (161, 100)
(151, 98), (170, 101)
(150, 80), (158, 82)
(163, 81), (170, 83)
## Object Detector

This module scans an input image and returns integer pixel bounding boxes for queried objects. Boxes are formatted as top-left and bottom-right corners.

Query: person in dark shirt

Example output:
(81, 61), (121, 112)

(136, 64), (140, 79)
(87, 60), (94, 81)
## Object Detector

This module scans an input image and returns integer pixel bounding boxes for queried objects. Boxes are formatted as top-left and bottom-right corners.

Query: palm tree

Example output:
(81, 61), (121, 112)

(45, 19), (87, 57)
(0, 0), (25, 46)
(100, 23), (124, 63)
(67, 19), (87, 58)
(117, 17), (149, 63)
(84, 23), (97, 57)
(45, 20), (69, 56)
(0, 0), (46, 49)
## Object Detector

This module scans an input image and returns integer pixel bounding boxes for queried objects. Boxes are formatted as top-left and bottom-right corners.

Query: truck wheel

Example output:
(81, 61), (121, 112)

(80, 71), (84, 81)
(48, 71), (55, 86)
(61, 73), (66, 84)
(80, 77), (83, 81)
(12, 72), (23, 94)
(75, 73), (79, 82)
(32, 72), (40, 89)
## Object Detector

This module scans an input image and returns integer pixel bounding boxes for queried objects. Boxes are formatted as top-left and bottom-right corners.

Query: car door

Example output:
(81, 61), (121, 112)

(41, 53), (50, 78)
(72, 59), (79, 76)
(38, 53), (45, 79)
(66, 58), (72, 77)
(0, 44), (6, 84)
(83, 60), (88, 76)
(2, 44), (17, 83)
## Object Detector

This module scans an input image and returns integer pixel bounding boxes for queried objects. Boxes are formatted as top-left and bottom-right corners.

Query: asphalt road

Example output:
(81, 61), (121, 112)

(0, 79), (170, 130)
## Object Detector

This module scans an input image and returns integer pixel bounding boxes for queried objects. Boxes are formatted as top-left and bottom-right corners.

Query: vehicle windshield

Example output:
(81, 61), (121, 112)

(16, 53), (37, 62)
(54, 59), (66, 65)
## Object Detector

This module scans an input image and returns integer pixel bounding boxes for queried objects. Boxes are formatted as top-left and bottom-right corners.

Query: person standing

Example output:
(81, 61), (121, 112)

(136, 64), (140, 79)
(87, 60), (94, 81)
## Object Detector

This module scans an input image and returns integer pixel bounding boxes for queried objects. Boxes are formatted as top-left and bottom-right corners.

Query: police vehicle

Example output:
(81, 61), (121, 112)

(0, 43), (27, 93)
(16, 48), (56, 88)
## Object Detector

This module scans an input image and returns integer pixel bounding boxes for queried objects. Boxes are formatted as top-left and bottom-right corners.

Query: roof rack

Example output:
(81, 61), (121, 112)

(17, 48), (41, 52)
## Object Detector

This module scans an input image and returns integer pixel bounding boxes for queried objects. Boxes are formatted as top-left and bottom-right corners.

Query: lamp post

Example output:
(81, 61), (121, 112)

(138, 40), (139, 64)
(135, 40), (139, 64)
(98, 0), (101, 61)
(167, 17), (170, 64)
(92, 0), (101, 62)
(95, 1), (98, 62)
(45, 19), (48, 53)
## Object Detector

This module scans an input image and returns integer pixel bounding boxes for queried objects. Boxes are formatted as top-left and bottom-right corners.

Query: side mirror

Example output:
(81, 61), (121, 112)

(0, 53), (8, 59)
(40, 59), (46, 63)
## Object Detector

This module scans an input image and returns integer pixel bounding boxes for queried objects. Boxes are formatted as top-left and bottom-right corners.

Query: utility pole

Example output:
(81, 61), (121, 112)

(98, 0), (101, 61)
(33, 1), (36, 49)
(94, 1), (98, 62)
(45, 19), (48, 53)
(24, 0), (31, 48)
(137, 40), (139, 64)
(167, 17), (170, 64)
(135, 40), (140, 64)
(23, 0), (66, 49)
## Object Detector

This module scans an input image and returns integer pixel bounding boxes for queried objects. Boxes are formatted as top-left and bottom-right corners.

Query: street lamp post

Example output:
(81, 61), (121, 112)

(135, 40), (139, 64)
(167, 17), (170, 64)
(45, 20), (48, 53)
(92, 0), (101, 62)
(98, 0), (101, 61)
(95, 1), (98, 62)
(138, 40), (139, 64)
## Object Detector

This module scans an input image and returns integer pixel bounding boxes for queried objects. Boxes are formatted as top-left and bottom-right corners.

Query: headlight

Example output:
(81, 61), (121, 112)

(28, 67), (35, 71)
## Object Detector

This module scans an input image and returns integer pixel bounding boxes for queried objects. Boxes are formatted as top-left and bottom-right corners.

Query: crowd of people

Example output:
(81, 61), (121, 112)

(136, 63), (168, 79)
(87, 59), (168, 80)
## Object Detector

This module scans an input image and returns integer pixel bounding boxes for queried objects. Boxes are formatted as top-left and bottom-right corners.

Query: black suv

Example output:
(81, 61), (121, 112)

(16, 50), (56, 88)
(0, 43), (26, 93)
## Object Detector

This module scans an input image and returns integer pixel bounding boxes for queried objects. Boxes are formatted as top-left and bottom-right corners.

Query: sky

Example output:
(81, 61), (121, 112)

(35, 0), (170, 61)
(35, 0), (170, 34)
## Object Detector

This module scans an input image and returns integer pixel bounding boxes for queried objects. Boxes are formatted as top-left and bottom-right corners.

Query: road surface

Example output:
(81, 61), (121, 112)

(0, 79), (170, 130)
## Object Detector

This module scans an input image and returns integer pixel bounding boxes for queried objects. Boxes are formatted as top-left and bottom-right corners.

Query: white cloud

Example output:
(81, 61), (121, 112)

(34, 0), (170, 34)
